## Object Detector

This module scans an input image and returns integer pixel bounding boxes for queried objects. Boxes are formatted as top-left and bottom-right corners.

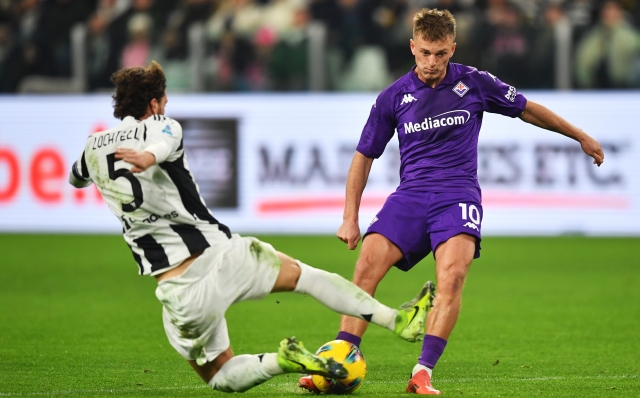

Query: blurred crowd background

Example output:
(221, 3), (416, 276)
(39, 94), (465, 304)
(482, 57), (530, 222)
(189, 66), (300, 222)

(0, 0), (639, 93)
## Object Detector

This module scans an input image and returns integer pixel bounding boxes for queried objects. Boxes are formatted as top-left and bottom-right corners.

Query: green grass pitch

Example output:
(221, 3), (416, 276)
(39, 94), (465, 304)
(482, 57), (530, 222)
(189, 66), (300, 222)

(0, 234), (638, 397)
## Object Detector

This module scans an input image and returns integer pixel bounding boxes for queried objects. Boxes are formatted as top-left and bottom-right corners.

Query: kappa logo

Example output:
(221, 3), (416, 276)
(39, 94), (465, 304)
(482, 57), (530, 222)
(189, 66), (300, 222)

(400, 94), (418, 105)
(370, 216), (378, 226)
(453, 81), (469, 97)
(463, 222), (479, 231)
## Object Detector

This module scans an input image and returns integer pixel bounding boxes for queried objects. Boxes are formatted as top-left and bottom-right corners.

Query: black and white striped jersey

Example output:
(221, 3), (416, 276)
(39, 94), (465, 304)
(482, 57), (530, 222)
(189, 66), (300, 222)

(70, 114), (232, 276)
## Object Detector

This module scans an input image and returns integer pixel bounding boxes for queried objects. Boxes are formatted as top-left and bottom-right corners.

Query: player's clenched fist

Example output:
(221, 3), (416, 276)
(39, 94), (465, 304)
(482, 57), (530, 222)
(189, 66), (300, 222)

(579, 134), (604, 167)
(337, 220), (361, 250)
(115, 148), (156, 173)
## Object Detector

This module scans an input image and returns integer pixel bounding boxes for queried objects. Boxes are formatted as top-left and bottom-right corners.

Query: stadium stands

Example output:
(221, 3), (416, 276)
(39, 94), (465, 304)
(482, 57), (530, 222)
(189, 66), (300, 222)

(0, 0), (638, 93)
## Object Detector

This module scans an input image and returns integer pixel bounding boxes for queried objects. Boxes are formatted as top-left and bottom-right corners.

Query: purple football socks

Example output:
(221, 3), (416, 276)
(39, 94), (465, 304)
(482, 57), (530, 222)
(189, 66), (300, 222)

(336, 331), (362, 348)
(418, 334), (447, 369)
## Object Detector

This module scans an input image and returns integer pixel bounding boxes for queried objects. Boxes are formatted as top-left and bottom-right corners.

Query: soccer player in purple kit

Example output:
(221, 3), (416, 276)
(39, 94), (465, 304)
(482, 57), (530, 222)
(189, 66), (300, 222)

(299, 8), (605, 395)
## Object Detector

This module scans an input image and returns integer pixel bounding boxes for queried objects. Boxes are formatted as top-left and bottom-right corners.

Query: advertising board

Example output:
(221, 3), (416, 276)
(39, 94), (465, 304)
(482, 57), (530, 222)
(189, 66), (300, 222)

(0, 92), (637, 235)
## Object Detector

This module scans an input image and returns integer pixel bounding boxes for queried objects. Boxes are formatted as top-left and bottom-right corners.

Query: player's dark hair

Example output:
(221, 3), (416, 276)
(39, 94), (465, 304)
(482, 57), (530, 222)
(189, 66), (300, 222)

(413, 8), (456, 42)
(111, 61), (166, 120)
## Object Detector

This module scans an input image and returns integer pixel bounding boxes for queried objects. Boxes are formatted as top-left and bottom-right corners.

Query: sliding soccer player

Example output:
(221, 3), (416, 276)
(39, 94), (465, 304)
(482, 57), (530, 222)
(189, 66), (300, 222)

(69, 61), (434, 393)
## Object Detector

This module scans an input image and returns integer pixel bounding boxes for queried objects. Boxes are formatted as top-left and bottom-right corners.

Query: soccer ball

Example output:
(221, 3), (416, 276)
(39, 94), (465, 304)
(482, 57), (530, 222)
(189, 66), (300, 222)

(311, 340), (367, 394)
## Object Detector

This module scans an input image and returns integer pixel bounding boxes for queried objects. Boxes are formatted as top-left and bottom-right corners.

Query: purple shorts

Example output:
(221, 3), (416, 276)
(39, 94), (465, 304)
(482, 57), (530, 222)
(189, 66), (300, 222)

(365, 190), (483, 271)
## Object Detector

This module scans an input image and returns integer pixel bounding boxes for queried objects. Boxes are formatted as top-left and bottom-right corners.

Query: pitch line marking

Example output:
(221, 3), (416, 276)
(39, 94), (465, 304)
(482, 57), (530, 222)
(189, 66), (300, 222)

(0, 374), (636, 396)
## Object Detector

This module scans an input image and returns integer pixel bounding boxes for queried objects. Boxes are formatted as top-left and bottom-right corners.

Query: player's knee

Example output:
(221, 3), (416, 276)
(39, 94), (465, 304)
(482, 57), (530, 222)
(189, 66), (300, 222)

(208, 374), (249, 393)
(353, 251), (393, 286)
(352, 258), (382, 287)
(438, 269), (467, 297)
(272, 257), (301, 292)
(191, 359), (222, 384)
(356, 248), (376, 268)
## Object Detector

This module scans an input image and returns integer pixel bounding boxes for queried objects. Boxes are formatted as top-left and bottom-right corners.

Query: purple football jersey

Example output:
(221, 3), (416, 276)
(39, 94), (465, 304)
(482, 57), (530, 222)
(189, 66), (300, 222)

(357, 63), (527, 193)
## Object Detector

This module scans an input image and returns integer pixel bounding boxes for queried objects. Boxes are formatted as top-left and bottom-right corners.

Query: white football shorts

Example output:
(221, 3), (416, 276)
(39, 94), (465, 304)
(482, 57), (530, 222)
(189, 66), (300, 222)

(155, 234), (282, 366)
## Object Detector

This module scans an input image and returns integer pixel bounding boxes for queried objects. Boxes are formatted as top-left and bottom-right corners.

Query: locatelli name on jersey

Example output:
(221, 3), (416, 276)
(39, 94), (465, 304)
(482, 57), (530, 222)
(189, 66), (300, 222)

(92, 127), (143, 150)
(404, 110), (470, 134)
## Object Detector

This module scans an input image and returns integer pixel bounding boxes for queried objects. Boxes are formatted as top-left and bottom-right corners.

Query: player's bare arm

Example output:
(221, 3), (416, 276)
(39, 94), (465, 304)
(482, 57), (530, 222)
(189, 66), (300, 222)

(519, 100), (604, 166)
(337, 151), (374, 250)
(114, 148), (156, 173)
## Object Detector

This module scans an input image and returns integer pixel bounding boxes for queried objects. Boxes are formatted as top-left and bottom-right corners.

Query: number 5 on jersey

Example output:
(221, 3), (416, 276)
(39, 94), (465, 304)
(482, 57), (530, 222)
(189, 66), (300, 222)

(107, 153), (144, 212)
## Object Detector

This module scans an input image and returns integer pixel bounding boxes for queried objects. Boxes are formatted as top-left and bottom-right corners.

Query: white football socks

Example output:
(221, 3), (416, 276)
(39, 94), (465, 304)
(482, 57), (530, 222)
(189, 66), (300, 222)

(412, 363), (433, 378)
(293, 261), (398, 330)
(208, 353), (282, 392)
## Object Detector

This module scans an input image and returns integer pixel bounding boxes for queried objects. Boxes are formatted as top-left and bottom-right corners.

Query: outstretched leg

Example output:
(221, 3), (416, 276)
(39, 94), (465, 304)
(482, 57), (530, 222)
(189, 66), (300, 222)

(408, 234), (475, 395)
(191, 337), (346, 393)
(337, 233), (403, 344)
(272, 240), (426, 340)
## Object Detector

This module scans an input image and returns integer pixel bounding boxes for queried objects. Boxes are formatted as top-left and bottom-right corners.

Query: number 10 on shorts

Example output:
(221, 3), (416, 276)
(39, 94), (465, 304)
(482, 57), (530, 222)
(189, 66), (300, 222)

(459, 203), (481, 224)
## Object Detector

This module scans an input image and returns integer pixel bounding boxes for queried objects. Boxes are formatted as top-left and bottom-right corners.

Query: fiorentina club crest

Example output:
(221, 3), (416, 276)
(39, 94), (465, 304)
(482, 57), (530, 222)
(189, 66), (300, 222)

(453, 81), (469, 97)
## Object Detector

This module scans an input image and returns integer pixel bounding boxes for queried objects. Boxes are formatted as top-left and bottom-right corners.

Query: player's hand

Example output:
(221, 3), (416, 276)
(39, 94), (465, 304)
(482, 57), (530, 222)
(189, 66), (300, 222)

(114, 148), (156, 173)
(579, 134), (604, 167)
(337, 220), (361, 250)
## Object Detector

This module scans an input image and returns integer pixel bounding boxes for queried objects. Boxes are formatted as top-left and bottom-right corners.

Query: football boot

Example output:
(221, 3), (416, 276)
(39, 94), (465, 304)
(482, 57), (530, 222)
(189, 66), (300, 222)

(394, 281), (436, 342)
(406, 369), (441, 395)
(277, 337), (348, 379)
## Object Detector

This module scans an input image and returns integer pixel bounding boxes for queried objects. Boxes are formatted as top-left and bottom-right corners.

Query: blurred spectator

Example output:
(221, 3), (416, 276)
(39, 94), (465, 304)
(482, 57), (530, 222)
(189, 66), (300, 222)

(528, 3), (568, 88)
(0, 1), (13, 24)
(1, 0), (54, 89)
(150, 26), (191, 91)
(447, 2), (482, 68)
(39, 0), (92, 77)
(566, 0), (597, 28)
(624, 0), (640, 28)
(480, 1), (531, 87)
(95, 0), (129, 24)
(87, 12), (111, 89)
(0, 22), (18, 91)
(262, 0), (296, 35)
(121, 12), (153, 68)
(207, 0), (262, 41)
(575, 0), (639, 88)
(173, 0), (215, 56)
(383, 2), (414, 78)
(269, 7), (309, 90)
(104, 0), (167, 88)
(308, 0), (342, 38)
(209, 25), (262, 91)
(16, 0), (42, 44)
(245, 26), (274, 90)
(337, 0), (368, 62)
(339, 44), (392, 90)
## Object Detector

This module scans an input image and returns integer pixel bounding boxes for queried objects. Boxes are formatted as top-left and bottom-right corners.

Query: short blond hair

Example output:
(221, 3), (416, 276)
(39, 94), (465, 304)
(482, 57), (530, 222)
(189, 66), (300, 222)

(413, 8), (456, 41)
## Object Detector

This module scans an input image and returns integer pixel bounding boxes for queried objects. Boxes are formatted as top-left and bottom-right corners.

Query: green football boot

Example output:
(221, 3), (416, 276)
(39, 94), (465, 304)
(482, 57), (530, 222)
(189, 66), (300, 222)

(277, 337), (348, 379)
(394, 281), (436, 342)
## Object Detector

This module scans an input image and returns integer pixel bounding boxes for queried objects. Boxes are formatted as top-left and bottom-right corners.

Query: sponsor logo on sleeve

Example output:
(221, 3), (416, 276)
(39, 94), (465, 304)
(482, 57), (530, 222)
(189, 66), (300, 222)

(162, 124), (173, 135)
(370, 216), (378, 226)
(400, 94), (418, 105)
(505, 86), (517, 102)
(453, 81), (470, 97)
